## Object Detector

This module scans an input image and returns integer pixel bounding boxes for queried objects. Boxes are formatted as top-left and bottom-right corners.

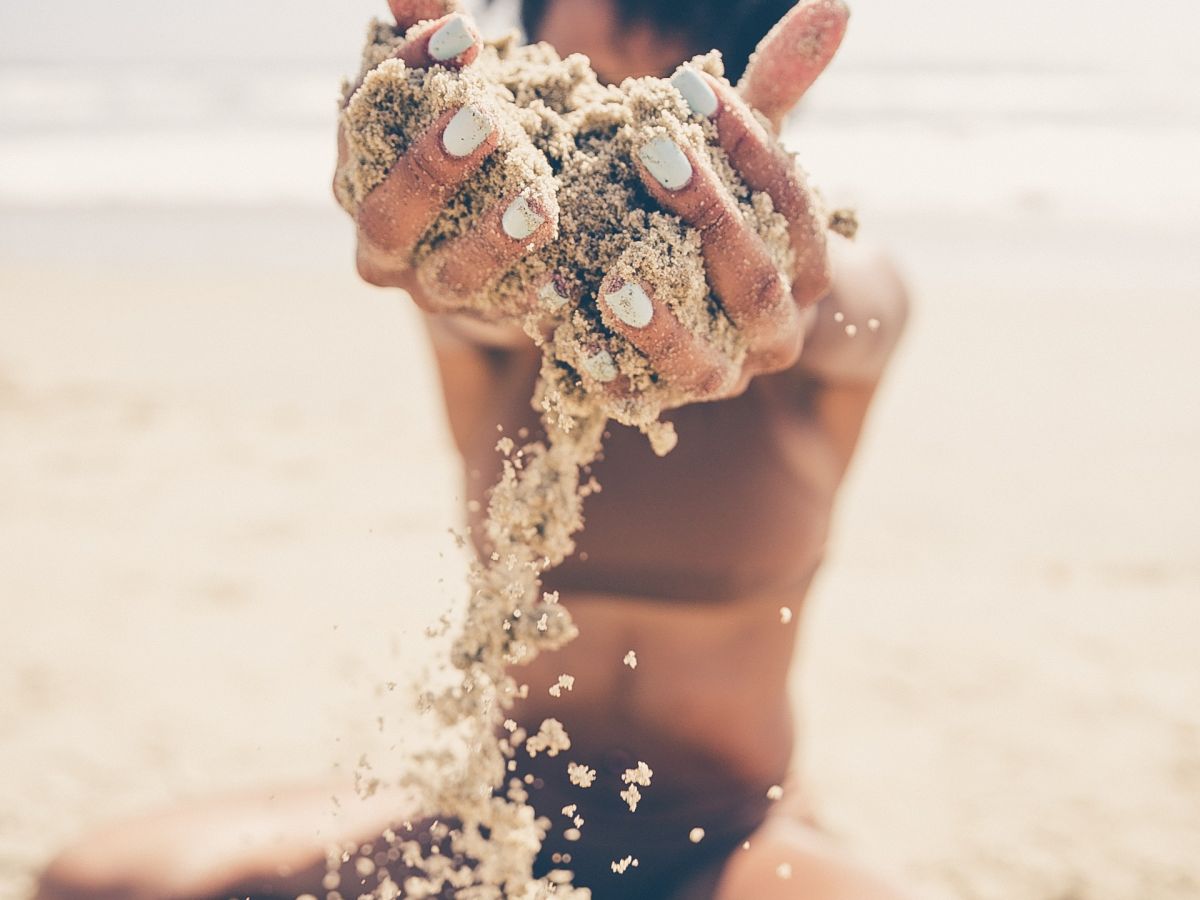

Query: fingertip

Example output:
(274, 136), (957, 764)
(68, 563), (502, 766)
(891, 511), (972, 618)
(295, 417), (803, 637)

(579, 348), (621, 386)
(636, 136), (695, 192)
(537, 275), (572, 313)
(739, 0), (850, 124)
(600, 276), (655, 330)
(395, 13), (482, 70)
(441, 103), (497, 158)
(420, 184), (558, 298)
(670, 68), (720, 119)
(500, 188), (557, 243)
(427, 14), (482, 66)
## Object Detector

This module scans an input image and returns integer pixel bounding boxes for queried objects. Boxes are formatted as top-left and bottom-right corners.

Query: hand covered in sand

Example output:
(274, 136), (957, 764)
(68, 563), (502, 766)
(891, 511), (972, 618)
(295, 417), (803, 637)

(334, 0), (560, 310)
(336, 0), (850, 438)
(591, 0), (848, 403)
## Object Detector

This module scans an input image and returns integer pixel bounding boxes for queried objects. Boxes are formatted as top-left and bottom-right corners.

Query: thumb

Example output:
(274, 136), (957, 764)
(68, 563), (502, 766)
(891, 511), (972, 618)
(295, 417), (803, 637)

(737, 0), (849, 129)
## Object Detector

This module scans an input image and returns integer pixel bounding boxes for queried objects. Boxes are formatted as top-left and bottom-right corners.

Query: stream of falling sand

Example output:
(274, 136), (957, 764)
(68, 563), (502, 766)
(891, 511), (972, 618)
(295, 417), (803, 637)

(323, 369), (608, 898)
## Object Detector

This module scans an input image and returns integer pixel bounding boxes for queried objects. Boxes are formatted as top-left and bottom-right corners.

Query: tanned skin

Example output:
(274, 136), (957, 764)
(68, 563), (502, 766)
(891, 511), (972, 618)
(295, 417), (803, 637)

(37, 0), (912, 897)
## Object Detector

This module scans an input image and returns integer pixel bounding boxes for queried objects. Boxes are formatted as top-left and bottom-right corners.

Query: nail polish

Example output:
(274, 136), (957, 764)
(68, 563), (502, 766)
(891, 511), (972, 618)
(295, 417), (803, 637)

(429, 15), (474, 62)
(502, 192), (545, 240)
(581, 351), (618, 383)
(637, 137), (693, 190)
(670, 69), (718, 117)
(602, 280), (653, 328)
(539, 277), (569, 310)
(442, 105), (493, 157)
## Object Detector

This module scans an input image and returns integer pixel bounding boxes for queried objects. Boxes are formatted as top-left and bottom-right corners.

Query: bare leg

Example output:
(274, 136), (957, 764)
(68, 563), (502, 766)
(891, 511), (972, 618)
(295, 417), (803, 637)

(35, 781), (419, 900)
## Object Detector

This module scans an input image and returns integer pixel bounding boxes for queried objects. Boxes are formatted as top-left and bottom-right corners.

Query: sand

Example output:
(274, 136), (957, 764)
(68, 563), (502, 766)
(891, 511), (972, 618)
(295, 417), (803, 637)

(2, 195), (1199, 898)
(3, 8), (1200, 894)
(337, 22), (800, 444)
(329, 23), (835, 894)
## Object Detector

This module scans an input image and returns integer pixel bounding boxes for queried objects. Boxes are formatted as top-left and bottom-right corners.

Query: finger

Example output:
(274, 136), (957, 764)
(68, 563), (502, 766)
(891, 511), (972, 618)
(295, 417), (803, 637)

(598, 272), (736, 397)
(631, 136), (805, 370)
(355, 104), (499, 286)
(533, 273), (574, 316)
(671, 69), (829, 302)
(418, 187), (559, 304)
(737, 0), (849, 128)
(577, 344), (634, 397)
(388, 0), (460, 30)
(394, 13), (481, 69)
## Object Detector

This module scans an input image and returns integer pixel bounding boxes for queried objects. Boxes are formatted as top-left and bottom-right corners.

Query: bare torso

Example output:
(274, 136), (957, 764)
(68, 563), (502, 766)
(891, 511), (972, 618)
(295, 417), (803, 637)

(447, 350), (837, 786)
(424, 237), (899, 893)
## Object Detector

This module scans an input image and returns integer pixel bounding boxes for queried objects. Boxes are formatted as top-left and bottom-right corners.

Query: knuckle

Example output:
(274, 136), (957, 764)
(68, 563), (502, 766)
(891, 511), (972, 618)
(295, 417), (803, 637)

(406, 139), (450, 189)
(356, 196), (403, 253)
(747, 267), (790, 316)
(355, 246), (401, 287)
(738, 273), (804, 372)
(691, 191), (733, 234)
(694, 361), (734, 397)
(753, 323), (804, 373)
(355, 254), (386, 286)
(480, 230), (519, 274)
(725, 113), (758, 163)
(791, 252), (832, 308)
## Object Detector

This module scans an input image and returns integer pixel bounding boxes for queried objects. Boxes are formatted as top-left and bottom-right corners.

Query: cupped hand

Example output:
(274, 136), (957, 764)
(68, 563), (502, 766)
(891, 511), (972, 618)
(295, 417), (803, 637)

(335, 0), (558, 312)
(595, 0), (849, 403)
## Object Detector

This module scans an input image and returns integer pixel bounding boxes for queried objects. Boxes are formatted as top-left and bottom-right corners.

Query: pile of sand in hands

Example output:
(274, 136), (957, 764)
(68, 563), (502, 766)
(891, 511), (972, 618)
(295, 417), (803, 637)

(330, 17), (814, 899)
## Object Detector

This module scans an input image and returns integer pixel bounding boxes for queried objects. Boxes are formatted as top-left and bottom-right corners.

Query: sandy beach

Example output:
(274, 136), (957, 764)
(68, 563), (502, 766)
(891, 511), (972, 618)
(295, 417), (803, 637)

(2, 0), (1199, 896)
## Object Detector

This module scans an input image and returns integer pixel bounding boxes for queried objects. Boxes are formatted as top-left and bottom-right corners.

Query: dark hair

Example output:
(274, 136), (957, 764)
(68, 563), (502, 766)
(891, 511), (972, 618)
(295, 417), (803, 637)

(516, 0), (795, 82)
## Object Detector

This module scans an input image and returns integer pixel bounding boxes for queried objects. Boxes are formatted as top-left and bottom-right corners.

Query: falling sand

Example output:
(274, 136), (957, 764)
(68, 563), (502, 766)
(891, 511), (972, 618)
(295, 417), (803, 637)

(332, 15), (840, 897)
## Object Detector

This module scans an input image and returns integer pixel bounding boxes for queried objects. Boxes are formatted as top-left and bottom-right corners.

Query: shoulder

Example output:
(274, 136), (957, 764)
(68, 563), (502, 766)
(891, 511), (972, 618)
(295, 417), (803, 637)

(795, 232), (911, 387)
(829, 234), (910, 324)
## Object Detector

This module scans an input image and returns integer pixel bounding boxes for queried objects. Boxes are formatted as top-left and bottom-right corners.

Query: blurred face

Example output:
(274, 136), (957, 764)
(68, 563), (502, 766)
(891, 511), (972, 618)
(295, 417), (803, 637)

(532, 0), (696, 84)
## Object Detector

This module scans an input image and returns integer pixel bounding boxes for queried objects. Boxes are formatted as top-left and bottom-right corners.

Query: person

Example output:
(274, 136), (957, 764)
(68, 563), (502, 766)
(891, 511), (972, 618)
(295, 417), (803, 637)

(36, 0), (911, 897)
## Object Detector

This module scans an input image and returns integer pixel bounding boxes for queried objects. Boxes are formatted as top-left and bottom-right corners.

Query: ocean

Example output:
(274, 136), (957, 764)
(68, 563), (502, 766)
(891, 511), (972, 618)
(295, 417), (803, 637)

(2, 0), (1198, 225)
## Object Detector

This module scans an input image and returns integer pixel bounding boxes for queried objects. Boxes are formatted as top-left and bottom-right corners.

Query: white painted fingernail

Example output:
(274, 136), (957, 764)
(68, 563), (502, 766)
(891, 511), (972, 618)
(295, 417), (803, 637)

(429, 15), (474, 61)
(581, 350), (618, 383)
(502, 191), (545, 240)
(539, 277), (569, 310)
(637, 137), (693, 190)
(671, 69), (718, 117)
(602, 280), (653, 328)
(442, 104), (493, 157)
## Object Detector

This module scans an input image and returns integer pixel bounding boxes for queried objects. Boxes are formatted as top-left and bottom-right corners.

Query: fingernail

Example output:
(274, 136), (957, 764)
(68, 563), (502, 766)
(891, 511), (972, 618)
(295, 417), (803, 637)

(602, 279), (653, 328)
(670, 69), (718, 118)
(429, 15), (474, 61)
(502, 191), (545, 240)
(442, 104), (493, 157)
(637, 137), (693, 190)
(581, 350), (618, 384)
(539, 276), (569, 311)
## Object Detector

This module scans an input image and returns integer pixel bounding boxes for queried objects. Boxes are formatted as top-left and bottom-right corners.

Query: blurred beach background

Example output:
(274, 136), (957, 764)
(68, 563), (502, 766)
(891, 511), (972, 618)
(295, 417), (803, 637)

(2, 0), (1198, 897)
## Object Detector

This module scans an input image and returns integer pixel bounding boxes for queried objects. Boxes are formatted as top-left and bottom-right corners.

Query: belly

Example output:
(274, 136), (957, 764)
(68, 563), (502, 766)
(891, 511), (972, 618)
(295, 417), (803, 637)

(499, 594), (797, 896)
(506, 591), (801, 802)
